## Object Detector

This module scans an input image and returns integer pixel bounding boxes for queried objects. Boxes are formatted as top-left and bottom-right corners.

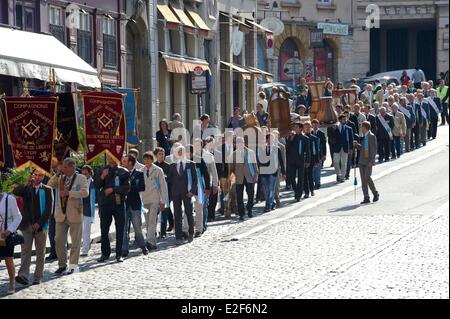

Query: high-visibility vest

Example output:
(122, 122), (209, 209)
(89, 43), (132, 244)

(437, 86), (449, 103)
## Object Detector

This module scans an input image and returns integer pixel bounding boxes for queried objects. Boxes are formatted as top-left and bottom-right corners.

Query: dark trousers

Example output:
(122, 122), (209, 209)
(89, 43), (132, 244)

(208, 192), (218, 220)
(288, 164), (305, 199)
(391, 136), (402, 159)
(441, 103), (449, 124)
(379, 138), (391, 161)
(160, 207), (173, 236)
(48, 214), (57, 257)
(255, 178), (265, 201)
(236, 179), (255, 217)
(303, 166), (314, 196)
(412, 124), (420, 149)
(173, 195), (194, 240)
(346, 153), (353, 179)
(100, 204), (125, 258)
(428, 117), (438, 139)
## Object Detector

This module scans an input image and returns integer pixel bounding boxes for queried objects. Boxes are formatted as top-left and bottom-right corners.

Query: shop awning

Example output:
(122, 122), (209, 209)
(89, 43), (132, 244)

(220, 61), (252, 81)
(186, 7), (210, 35)
(246, 66), (274, 82)
(160, 52), (210, 74)
(0, 27), (100, 87)
(170, 5), (196, 35)
(219, 12), (251, 34)
(245, 19), (274, 35)
(157, 4), (180, 30)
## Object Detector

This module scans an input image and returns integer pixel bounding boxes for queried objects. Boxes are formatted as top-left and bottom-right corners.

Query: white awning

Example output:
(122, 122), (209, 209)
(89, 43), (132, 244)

(0, 27), (101, 88)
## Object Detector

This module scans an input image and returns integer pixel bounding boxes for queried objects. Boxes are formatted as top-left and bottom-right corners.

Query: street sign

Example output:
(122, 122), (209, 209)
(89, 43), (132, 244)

(317, 22), (349, 36)
(189, 70), (209, 94)
(260, 17), (284, 36)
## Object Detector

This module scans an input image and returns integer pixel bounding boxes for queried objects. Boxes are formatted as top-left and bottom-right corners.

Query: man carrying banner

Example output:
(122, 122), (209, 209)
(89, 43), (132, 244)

(95, 155), (130, 263)
(47, 158), (88, 275)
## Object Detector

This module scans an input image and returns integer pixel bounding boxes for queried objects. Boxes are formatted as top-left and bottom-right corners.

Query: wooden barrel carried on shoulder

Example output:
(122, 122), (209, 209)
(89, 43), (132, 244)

(268, 88), (291, 137)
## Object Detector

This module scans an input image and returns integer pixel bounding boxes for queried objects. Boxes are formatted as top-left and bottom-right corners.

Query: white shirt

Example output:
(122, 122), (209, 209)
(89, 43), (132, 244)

(0, 193), (22, 233)
(177, 159), (186, 174)
(134, 161), (145, 172)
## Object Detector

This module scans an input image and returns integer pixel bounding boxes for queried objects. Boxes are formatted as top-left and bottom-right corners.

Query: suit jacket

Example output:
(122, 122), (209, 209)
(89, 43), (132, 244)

(94, 166), (130, 208)
(391, 111), (407, 137)
(428, 97), (442, 120)
(47, 173), (89, 224)
(142, 164), (168, 205)
(414, 101), (430, 127)
(331, 125), (354, 154)
(286, 133), (311, 165)
(364, 113), (376, 135)
(82, 179), (97, 218)
(375, 113), (395, 141)
(399, 105), (416, 128)
(230, 148), (259, 184)
(216, 143), (234, 179)
(192, 156), (211, 193)
(126, 169), (145, 210)
(258, 144), (286, 176)
(306, 133), (320, 165)
(312, 129), (327, 159)
(168, 160), (198, 197)
(356, 132), (378, 166)
(13, 184), (53, 232)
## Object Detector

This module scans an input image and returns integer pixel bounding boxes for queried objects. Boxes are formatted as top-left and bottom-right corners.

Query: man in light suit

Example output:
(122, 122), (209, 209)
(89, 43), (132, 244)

(354, 121), (379, 204)
(230, 137), (259, 220)
(47, 158), (88, 275)
(398, 96), (416, 153)
(390, 103), (407, 159)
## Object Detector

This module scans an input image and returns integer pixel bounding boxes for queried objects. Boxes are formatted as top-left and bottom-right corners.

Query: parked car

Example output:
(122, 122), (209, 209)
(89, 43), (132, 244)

(345, 69), (423, 90)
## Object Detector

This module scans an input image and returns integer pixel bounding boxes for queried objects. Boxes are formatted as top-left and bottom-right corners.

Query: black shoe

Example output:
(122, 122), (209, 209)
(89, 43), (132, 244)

(373, 193), (380, 202)
(97, 256), (109, 263)
(311, 191), (315, 196)
(264, 208), (271, 213)
(295, 197), (301, 202)
(345, 176), (350, 180)
(247, 212), (253, 218)
(188, 234), (194, 243)
(142, 248), (148, 255)
(116, 256), (124, 263)
(194, 231), (202, 238)
(54, 267), (67, 275)
(15, 276), (29, 286)
(166, 226), (173, 232)
(32, 279), (41, 285)
(239, 216), (245, 221)
(303, 194), (310, 199)
(360, 198), (371, 204)
(182, 232), (189, 240)
(45, 254), (57, 262)
(175, 239), (184, 246)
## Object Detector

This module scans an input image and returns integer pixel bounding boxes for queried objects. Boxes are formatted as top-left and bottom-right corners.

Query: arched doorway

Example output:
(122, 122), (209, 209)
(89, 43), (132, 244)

(278, 37), (302, 89)
(314, 39), (337, 82)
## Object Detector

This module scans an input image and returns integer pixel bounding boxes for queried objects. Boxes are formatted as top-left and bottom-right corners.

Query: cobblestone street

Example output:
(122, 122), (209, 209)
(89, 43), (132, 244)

(1, 128), (448, 299)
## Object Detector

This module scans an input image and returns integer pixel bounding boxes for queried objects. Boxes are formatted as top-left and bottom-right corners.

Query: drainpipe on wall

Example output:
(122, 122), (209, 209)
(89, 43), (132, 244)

(149, 0), (159, 150)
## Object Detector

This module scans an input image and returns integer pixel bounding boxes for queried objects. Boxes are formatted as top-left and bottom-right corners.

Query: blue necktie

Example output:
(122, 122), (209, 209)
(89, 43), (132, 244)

(245, 151), (255, 177)
(298, 138), (303, 155)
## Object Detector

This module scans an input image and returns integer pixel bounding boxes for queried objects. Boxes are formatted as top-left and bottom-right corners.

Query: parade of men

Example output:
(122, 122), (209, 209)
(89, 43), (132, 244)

(0, 0), (448, 302)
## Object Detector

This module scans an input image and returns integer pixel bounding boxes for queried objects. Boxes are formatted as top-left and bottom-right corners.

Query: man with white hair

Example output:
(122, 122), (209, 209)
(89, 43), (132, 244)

(375, 106), (394, 163)
(361, 84), (374, 107)
(390, 103), (407, 159)
(167, 144), (197, 245)
(398, 96), (416, 152)
(427, 89), (441, 139)
(414, 91), (430, 147)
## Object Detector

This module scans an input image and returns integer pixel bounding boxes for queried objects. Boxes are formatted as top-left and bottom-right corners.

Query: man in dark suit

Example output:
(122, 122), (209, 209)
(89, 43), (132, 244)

(215, 132), (236, 217)
(286, 123), (311, 201)
(354, 121), (380, 204)
(154, 147), (173, 237)
(94, 155), (130, 263)
(375, 106), (395, 163)
(311, 119), (326, 189)
(362, 105), (378, 136)
(122, 154), (146, 256)
(343, 111), (358, 180)
(398, 96), (416, 153)
(303, 122), (319, 198)
(167, 145), (197, 245)
(13, 170), (53, 286)
(331, 114), (354, 183)
(414, 91), (430, 148)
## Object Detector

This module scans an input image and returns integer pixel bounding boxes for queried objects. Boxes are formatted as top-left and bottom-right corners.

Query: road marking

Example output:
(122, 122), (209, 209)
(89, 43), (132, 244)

(283, 200), (449, 298)
(226, 146), (445, 241)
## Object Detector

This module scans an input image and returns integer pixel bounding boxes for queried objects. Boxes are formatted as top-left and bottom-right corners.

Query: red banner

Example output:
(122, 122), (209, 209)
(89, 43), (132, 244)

(0, 99), (6, 167)
(4, 97), (57, 176)
(81, 92), (125, 164)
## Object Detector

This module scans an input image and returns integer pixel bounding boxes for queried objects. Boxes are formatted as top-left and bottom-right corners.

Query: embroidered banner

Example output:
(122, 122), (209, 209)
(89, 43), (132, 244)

(81, 92), (125, 164)
(4, 96), (57, 175)
(53, 93), (80, 161)
(103, 87), (140, 146)
(0, 99), (6, 167)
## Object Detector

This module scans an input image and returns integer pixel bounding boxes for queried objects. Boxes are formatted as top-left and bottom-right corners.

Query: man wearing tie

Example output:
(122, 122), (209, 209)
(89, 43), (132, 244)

(303, 122), (319, 198)
(427, 89), (442, 140)
(414, 91), (430, 147)
(94, 155), (130, 263)
(398, 96), (416, 153)
(230, 137), (259, 220)
(375, 107), (394, 163)
(311, 120), (327, 189)
(47, 158), (88, 275)
(331, 114), (354, 183)
(354, 121), (379, 204)
(167, 145), (197, 245)
(286, 123), (311, 201)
